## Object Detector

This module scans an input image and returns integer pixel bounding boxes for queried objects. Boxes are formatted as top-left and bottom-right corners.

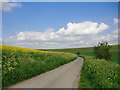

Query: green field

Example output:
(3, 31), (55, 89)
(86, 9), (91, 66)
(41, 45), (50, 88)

(44, 44), (119, 64)
(44, 44), (119, 88)
(1, 45), (77, 88)
(1, 44), (119, 88)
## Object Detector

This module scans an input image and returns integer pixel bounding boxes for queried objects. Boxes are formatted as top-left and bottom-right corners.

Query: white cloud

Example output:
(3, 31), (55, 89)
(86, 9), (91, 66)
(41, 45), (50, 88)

(12, 21), (109, 42)
(113, 18), (119, 24)
(1, 0), (18, 2)
(4, 21), (118, 49)
(0, 37), (2, 44)
(57, 21), (109, 35)
(101, 29), (119, 44)
(1, 2), (22, 12)
(13, 28), (58, 41)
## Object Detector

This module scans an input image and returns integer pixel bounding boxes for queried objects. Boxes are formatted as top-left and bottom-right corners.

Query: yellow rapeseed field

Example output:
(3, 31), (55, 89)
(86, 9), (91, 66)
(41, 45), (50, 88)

(2, 45), (77, 88)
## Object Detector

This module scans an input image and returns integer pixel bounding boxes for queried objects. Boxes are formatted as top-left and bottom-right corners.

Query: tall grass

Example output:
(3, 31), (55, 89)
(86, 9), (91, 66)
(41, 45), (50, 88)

(2, 45), (77, 88)
(43, 44), (119, 88)
(0, 45), (2, 89)
(79, 55), (120, 88)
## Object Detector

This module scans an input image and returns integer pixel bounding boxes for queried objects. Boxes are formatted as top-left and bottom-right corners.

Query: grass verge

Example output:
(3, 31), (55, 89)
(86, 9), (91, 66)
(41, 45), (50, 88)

(2, 45), (77, 88)
(79, 55), (120, 88)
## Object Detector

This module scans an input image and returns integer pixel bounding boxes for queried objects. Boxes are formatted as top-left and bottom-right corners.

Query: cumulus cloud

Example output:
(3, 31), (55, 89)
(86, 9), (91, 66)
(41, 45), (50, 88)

(6, 31), (118, 49)
(57, 21), (108, 35)
(12, 21), (109, 42)
(103, 29), (119, 43)
(4, 21), (117, 49)
(12, 28), (58, 41)
(1, 2), (22, 12)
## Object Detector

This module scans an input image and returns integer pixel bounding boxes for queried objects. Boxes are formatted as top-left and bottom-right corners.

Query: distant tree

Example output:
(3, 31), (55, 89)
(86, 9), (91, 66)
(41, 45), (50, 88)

(94, 41), (111, 60)
(76, 52), (80, 56)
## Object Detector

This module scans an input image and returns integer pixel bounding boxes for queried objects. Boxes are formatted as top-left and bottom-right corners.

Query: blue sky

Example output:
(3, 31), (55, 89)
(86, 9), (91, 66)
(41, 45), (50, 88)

(3, 0), (120, 2)
(2, 2), (119, 49)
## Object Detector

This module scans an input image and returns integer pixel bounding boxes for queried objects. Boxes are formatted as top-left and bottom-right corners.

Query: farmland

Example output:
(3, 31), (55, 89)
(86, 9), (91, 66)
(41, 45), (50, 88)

(1, 44), (119, 88)
(44, 44), (119, 88)
(2, 45), (77, 88)
(44, 44), (119, 64)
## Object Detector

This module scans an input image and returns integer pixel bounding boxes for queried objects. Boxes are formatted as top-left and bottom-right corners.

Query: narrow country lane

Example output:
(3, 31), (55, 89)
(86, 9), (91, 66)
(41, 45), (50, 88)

(9, 57), (84, 88)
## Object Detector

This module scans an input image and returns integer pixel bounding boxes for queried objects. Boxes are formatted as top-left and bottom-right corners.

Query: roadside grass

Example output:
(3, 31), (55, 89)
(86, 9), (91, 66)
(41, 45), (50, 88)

(2, 45), (77, 88)
(0, 50), (1, 89)
(2, 44), (119, 88)
(79, 45), (119, 88)
(44, 44), (119, 88)
(79, 55), (120, 88)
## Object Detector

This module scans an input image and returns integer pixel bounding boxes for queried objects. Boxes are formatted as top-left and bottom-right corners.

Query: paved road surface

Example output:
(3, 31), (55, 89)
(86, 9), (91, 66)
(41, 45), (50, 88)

(9, 57), (84, 88)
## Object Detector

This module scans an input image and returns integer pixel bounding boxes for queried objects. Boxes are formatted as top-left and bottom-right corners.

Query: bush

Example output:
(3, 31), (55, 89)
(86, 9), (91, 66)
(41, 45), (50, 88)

(76, 52), (80, 56)
(94, 41), (111, 60)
